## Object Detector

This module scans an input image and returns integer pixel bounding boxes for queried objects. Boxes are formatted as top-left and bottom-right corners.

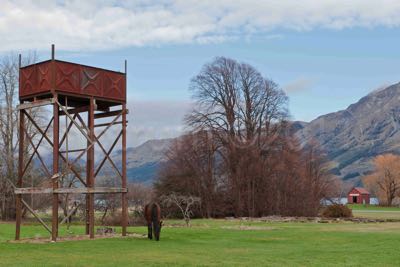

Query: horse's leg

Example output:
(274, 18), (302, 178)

(147, 223), (153, 240)
(154, 223), (160, 241)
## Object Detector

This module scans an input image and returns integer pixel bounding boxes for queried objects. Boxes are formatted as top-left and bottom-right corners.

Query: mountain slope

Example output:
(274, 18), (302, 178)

(124, 82), (400, 184)
(297, 82), (400, 182)
(115, 138), (173, 184)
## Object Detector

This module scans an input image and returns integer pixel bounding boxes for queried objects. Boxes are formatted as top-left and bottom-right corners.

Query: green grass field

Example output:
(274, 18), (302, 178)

(1, 219), (400, 266)
(348, 204), (400, 211)
(348, 204), (400, 219)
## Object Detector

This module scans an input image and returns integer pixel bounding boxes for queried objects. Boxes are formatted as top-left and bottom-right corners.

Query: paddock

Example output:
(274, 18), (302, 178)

(1, 219), (400, 266)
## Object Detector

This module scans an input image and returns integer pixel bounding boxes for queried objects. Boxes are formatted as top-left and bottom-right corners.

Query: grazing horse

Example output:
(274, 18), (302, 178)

(144, 202), (162, 241)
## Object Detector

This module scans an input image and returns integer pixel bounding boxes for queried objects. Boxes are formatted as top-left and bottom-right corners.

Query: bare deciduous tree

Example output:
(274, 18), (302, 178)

(156, 131), (219, 218)
(161, 193), (200, 227)
(156, 57), (335, 218)
(186, 57), (289, 216)
(364, 154), (400, 206)
(0, 52), (40, 220)
(95, 176), (121, 225)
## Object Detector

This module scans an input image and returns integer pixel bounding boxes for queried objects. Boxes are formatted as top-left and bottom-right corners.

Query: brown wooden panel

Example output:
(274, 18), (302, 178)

(103, 71), (125, 100)
(81, 67), (103, 96)
(20, 65), (37, 96)
(37, 62), (52, 92)
(55, 61), (80, 93)
(19, 61), (53, 98)
(20, 60), (126, 102)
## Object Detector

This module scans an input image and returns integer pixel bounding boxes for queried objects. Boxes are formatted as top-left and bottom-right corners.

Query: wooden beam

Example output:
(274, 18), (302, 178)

(21, 199), (52, 234)
(59, 113), (78, 147)
(21, 117), (53, 179)
(59, 105), (111, 116)
(58, 106), (124, 188)
(15, 187), (127, 194)
(17, 98), (54, 110)
(94, 121), (126, 128)
(87, 98), (95, 239)
(15, 187), (53, 194)
(16, 108), (24, 240)
(51, 173), (60, 180)
(52, 93), (59, 241)
(58, 153), (87, 187)
(59, 105), (91, 116)
(59, 148), (87, 153)
(121, 102), (128, 236)
(94, 134), (122, 179)
(60, 204), (80, 225)
(23, 128), (52, 179)
(76, 113), (90, 133)
(55, 187), (128, 194)
(23, 110), (53, 145)
(94, 130), (122, 178)
(23, 109), (87, 187)
(55, 99), (92, 143)
(94, 109), (128, 119)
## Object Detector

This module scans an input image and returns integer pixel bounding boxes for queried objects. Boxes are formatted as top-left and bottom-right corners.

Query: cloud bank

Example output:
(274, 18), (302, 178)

(126, 99), (192, 146)
(2, 0), (400, 51)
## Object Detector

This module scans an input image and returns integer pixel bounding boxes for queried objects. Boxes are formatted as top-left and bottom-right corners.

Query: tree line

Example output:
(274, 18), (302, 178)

(0, 53), (46, 220)
(155, 57), (336, 217)
(364, 154), (400, 206)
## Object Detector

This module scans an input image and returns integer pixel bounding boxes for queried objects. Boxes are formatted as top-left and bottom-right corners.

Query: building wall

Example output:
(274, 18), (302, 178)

(347, 188), (370, 204)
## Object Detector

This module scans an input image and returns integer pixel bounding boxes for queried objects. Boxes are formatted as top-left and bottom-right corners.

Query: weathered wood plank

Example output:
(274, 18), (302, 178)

(55, 99), (92, 143)
(94, 121), (126, 128)
(15, 187), (127, 194)
(21, 199), (52, 234)
(59, 148), (87, 153)
(55, 187), (128, 194)
(18, 98), (54, 110)
(94, 109), (128, 119)
(15, 188), (53, 194)
(60, 204), (80, 225)
(59, 105), (91, 116)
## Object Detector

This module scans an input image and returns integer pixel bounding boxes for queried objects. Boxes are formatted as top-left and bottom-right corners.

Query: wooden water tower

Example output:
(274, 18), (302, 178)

(15, 45), (128, 241)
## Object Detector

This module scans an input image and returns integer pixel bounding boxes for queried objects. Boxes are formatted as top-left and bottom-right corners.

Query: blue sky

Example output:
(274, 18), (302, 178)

(2, 1), (400, 146)
(56, 27), (400, 121)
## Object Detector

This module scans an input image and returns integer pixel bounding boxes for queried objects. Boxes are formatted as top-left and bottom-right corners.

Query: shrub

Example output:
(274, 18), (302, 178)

(101, 212), (122, 226)
(322, 204), (353, 218)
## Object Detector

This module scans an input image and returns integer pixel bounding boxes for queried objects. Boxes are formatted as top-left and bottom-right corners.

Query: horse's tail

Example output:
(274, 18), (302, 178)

(151, 203), (158, 224)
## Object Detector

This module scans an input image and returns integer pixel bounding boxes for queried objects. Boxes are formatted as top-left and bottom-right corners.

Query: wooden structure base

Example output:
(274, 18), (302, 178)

(15, 45), (128, 241)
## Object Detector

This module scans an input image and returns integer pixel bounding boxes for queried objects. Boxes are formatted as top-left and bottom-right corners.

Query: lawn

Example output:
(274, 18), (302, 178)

(348, 204), (400, 219)
(1, 219), (399, 266)
(348, 204), (400, 211)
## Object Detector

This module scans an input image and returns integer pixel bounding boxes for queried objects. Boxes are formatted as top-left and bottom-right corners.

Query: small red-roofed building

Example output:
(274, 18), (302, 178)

(347, 187), (370, 204)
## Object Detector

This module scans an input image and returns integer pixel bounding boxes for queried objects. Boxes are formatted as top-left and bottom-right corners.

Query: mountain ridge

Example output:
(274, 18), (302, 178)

(297, 82), (400, 182)
(125, 82), (400, 184)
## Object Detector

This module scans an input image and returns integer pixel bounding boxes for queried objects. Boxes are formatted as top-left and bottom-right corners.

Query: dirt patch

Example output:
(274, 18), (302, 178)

(7, 232), (146, 244)
(164, 223), (211, 228)
(221, 225), (276, 231)
(320, 222), (400, 233)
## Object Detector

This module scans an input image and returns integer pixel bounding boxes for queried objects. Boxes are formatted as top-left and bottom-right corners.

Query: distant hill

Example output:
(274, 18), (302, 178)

(114, 138), (173, 184)
(297, 82), (400, 183)
(120, 82), (400, 185)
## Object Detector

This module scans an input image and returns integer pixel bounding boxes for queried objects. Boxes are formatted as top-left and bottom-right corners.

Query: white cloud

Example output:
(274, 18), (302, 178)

(1, 0), (400, 52)
(284, 78), (314, 94)
(35, 99), (190, 149)
(126, 99), (192, 146)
